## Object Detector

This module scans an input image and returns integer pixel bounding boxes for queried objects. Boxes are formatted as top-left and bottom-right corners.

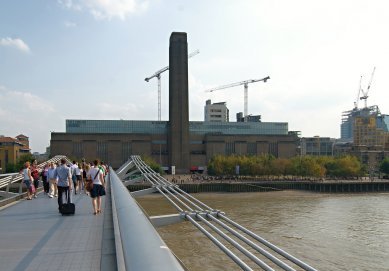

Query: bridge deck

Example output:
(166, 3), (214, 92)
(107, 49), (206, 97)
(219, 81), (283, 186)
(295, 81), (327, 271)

(0, 186), (115, 271)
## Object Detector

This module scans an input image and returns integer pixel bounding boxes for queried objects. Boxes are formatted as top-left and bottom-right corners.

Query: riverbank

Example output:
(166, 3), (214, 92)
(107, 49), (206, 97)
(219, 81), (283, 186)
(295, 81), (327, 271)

(127, 180), (389, 193)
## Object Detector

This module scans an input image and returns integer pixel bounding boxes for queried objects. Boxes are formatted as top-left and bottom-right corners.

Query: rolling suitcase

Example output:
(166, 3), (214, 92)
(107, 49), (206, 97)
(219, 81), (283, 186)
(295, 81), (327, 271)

(60, 189), (75, 215)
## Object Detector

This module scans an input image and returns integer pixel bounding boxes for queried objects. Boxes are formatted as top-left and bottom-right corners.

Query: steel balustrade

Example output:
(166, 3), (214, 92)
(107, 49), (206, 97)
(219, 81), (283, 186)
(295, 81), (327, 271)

(109, 167), (185, 271)
(0, 156), (72, 202)
(121, 155), (318, 271)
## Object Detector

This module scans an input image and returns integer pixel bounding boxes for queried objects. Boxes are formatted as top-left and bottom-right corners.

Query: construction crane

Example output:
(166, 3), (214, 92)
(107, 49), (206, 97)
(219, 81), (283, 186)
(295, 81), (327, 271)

(359, 66), (376, 108)
(354, 76), (363, 109)
(145, 49), (200, 121)
(205, 76), (270, 120)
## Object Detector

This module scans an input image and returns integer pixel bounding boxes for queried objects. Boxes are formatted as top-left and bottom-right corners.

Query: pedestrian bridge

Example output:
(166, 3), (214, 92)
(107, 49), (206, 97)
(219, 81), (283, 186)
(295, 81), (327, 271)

(0, 156), (317, 271)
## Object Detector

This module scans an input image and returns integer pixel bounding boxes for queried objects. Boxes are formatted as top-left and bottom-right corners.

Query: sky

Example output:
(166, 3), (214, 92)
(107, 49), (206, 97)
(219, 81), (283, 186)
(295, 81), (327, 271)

(1, 0), (389, 153)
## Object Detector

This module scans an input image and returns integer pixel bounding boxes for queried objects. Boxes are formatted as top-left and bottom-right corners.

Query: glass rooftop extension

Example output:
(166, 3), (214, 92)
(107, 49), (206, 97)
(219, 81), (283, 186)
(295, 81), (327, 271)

(66, 120), (289, 135)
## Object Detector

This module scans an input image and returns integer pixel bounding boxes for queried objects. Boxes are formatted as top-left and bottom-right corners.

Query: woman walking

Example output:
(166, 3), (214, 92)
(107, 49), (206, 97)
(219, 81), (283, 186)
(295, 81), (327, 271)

(86, 160), (105, 215)
(22, 162), (33, 200)
(30, 160), (39, 198)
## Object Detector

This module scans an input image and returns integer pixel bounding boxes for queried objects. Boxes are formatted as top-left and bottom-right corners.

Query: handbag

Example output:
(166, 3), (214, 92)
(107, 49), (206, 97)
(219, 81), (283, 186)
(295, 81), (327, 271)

(85, 180), (93, 192)
(86, 169), (100, 192)
(30, 184), (36, 193)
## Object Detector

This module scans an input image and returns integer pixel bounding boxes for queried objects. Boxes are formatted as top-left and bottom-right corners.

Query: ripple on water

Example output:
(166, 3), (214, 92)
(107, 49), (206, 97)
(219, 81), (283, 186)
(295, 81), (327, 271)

(137, 191), (389, 271)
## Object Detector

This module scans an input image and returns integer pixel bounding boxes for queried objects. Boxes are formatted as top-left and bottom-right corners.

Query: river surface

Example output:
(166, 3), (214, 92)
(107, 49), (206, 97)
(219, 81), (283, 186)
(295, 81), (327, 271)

(137, 191), (389, 271)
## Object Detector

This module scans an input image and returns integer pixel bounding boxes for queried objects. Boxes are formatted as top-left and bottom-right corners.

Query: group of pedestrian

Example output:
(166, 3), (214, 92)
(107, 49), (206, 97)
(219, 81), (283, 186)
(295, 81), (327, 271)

(22, 158), (107, 215)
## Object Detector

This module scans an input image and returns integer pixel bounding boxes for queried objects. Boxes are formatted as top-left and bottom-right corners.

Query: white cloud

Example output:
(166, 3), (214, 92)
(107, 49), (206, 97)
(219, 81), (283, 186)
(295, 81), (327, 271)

(0, 37), (30, 53)
(0, 86), (61, 153)
(64, 21), (77, 27)
(58, 0), (82, 11)
(94, 101), (151, 120)
(58, 0), (149, 20)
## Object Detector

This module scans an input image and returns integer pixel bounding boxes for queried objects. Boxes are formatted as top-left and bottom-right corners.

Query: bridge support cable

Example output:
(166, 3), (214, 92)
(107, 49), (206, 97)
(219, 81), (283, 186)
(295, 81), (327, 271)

(167, 186), (205, 212)
(161, 186), (194, 212)
(155, 187), (184, 213)
(218, 214), (318, 271)
(124, 156), (318, 271)
(206, 213), (296, 271)
(185, 215), (254, 271)
(195, 214), (275, 271)
(142, 174), (158, 186)
(116, 160), (134, 177)
(153, 182), (290, 270)
(116, 159), (133, 175)
(122, 168), (140, 180)
(174, 186), (214, 211)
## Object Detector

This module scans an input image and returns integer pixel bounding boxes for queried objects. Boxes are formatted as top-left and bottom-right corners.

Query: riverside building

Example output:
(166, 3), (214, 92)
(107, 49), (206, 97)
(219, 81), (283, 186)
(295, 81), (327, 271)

(204, 100), (229, 122)
(0, 134), (30, 173)
(339, 105), (389, 171)
(50, 32), (299, 172)
(50, 119), (299, 170)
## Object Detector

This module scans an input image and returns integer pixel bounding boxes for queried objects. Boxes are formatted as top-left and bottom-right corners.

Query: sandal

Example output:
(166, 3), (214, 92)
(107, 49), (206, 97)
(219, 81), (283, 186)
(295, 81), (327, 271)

(93, 211), (97, 215)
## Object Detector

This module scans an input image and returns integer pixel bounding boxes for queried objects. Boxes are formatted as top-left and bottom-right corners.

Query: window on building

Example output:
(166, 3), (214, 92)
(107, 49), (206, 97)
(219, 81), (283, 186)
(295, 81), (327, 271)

(5, 150), (9, 166)
(225, 142), (235, 155)
(97, 142), (108, 162)
(122, 142), (132, 161)
(247, 142), (256, 155)
(72, 142), (82, 158)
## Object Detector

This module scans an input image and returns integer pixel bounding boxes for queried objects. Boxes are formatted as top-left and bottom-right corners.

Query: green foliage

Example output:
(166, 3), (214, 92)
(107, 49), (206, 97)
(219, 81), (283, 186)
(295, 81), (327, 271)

(207, 154), (364, 178)
(19, 153), (35, 166)
(379, 157), (389, 175)
(5, 153), (35, 173)
(142, 156), (163, 174)
(5, 163), (17, 173)
(325, 155), (363, 177)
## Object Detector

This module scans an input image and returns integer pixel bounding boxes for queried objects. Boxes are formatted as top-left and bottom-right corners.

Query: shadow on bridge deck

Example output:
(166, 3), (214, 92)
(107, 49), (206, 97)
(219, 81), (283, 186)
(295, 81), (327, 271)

(0, 182), (115, 271)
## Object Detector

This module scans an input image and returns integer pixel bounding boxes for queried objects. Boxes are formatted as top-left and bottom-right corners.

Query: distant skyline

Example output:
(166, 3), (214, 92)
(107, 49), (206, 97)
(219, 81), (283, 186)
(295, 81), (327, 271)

(1, 0), (389, 153)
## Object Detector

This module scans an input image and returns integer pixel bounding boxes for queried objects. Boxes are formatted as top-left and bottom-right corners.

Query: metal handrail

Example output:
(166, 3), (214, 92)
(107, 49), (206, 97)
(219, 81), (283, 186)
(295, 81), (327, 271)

(0, 156), (71, 190)
(109, 167), (185, 271)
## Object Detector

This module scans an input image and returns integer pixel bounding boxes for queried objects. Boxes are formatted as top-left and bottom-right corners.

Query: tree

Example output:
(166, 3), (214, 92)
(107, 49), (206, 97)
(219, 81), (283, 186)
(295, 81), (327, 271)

(325, 155), (363, 177)
(5, 153), (35, 173)
(142, 156), (163, 174)
(379, 157), (389, 175)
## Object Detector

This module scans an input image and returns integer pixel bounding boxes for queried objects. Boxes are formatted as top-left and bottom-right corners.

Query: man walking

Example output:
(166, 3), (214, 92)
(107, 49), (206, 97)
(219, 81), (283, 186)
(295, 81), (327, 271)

(54, 158), (72, 212)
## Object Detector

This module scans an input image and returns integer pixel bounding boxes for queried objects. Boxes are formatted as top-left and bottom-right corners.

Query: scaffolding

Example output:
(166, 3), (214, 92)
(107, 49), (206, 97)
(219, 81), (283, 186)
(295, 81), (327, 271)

(342, 105), (387, 149)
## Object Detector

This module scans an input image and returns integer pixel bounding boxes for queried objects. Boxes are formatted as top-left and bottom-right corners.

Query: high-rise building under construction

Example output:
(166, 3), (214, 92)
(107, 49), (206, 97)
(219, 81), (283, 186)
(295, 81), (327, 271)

(340, 105), (389, 169)
(341, 105), (389, 145)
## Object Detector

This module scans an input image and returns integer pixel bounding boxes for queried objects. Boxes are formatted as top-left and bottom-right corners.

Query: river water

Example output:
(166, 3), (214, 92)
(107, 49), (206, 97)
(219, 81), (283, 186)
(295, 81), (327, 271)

(137, 191), (389, 271)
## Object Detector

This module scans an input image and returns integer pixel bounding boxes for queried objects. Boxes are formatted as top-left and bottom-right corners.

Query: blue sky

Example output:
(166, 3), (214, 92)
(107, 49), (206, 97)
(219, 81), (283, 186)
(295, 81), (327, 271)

(1, 0), (389, 153)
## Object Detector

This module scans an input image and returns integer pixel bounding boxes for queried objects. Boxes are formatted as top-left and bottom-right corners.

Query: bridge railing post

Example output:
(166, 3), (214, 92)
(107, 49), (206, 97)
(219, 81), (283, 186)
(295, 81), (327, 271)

(19, 178), (24, 194)
(6, 176), (14, 194)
